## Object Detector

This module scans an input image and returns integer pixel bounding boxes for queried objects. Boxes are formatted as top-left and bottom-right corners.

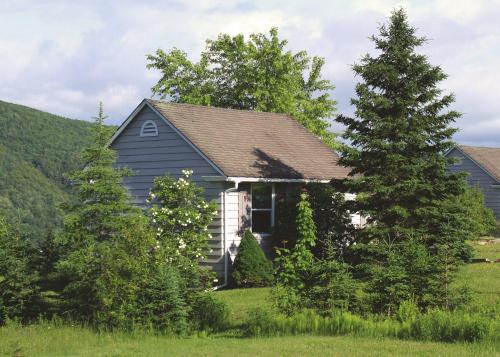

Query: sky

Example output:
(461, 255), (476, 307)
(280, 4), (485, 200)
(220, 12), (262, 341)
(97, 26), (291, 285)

(0, 0), (499, 146)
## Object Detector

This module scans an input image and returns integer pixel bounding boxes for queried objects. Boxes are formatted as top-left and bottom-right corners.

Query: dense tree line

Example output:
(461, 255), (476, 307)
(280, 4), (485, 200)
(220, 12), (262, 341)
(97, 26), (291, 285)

(0, 100), (97, 240)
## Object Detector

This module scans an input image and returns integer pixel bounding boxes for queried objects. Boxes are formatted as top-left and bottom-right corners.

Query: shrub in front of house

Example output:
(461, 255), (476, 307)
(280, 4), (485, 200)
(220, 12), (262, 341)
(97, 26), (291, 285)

(189, 292), (230, 332)
(231, 230), (273, 288)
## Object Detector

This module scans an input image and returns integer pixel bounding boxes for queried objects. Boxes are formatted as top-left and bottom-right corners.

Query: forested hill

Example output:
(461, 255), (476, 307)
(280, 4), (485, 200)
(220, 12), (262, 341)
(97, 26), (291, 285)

(0, 100), (95, 241)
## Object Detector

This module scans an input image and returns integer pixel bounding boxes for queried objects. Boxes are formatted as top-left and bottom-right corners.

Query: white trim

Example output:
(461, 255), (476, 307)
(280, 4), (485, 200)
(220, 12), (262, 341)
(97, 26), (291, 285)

(107, 99), (226, 177)
(250, 182), (275, 235)
(140, 120), (158, 137)
(227, 177), (331, 184)
(203, 176), (331, 184)
(271, 183), (276, 227)
(213, 181), (239, 290)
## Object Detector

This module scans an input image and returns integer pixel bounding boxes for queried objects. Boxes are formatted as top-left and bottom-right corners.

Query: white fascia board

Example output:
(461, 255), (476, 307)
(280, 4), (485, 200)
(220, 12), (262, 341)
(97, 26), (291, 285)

(226, 177), (331, 184)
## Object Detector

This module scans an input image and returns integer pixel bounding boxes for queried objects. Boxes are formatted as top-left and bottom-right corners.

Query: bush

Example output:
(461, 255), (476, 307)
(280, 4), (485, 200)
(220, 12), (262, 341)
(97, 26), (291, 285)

(307, 260), (359, 313)
(459, 185), (497, 238)
(139, 266), (189, 333)
(189, 292), (229, 332)
(231, 230), (273, 288)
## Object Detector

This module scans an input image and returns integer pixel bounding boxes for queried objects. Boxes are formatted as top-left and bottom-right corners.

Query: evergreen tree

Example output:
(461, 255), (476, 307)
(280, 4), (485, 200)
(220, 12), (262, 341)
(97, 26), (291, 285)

(335, 9), (466, 243)
(62, 103), (139, 248)
(56, 103), (156, 325)
(147, 28), (338, 148)
(0, 215), (40, 324)
(232, 230), (273, 288)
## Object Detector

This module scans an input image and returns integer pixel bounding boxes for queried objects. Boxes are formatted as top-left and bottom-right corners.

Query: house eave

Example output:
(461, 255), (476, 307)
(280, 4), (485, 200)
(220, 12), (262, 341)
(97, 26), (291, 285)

(202, 176), (332, 185)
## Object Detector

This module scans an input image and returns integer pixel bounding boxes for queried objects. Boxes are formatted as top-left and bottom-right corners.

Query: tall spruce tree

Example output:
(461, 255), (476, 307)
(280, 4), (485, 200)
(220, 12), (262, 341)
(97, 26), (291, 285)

(335, 9), (466, 243)
(56, 103), (156, 324)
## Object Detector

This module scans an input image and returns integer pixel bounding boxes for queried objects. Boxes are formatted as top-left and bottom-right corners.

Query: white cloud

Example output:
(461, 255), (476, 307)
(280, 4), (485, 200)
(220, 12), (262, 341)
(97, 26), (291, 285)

(0, 0), (498, 143)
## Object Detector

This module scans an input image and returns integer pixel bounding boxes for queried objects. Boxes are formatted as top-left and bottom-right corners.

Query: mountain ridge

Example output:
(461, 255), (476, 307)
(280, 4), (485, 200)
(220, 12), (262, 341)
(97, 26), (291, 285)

(0, 100), (96, 241)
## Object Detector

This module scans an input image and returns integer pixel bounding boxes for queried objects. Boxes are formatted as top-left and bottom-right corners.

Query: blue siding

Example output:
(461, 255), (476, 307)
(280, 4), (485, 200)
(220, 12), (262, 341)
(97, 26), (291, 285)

(447, 148), (500, 219)
(110, 106), (228, 275)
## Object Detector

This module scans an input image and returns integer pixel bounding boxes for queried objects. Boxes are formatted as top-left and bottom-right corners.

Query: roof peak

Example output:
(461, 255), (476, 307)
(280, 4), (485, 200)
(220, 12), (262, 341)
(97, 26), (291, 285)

(458, 144), (500, 150)
(146, 98), (292, 118)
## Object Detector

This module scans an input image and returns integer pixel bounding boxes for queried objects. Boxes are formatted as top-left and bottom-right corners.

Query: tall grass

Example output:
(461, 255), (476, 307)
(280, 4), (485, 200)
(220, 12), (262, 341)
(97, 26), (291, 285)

(244, 307), (500, 343)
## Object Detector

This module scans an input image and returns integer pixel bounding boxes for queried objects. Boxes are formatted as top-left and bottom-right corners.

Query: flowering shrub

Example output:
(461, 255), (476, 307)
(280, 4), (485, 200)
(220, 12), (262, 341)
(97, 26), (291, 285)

(148, 170), (218, 271)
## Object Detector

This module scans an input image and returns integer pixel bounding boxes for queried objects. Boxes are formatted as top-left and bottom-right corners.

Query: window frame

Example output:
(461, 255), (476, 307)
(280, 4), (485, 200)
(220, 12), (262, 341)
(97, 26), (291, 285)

(250, 183), (275, 236)
(140, 120), (159, 137)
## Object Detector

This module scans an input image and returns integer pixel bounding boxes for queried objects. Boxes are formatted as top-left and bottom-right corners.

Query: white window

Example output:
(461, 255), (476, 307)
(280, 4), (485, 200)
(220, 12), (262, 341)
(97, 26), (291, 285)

(251, 183), (275, 235)
(140, 120), (158, 137)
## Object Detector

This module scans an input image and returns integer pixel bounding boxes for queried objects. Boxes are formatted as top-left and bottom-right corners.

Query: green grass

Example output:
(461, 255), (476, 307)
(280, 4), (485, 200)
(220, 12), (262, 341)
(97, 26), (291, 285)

(217, 287), (272, 322)
(1, 242), (498, 356)
(453, 241), (500, 306)
(0, 324), (497, 357)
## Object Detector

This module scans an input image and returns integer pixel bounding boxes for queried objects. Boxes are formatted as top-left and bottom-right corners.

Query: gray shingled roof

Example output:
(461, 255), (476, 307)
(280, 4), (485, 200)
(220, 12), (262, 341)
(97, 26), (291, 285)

(458, 145), (500, 182)
(147, 100), (350, 180)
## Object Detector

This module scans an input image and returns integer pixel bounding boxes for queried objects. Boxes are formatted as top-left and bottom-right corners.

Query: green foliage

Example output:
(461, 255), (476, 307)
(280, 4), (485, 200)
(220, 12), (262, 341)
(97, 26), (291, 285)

(0, 100), (95, 240)
(335, 9), (466, 243)
(458, 186), (496, 238)
(274, 192), (326, 314)
(148, 169), (218, 289)
(243, 307), (499, 343)
(0, 216), (40, 324)
(364, 236), (471, 315)
(307, 260), (359, 313)
(139, 266), (189, 333)
(275, 192), (316, 292)
(231, 230), (273, 288)
(56, 104), (157, 326)
(189, 292), (230, 332)
(272, 184), (354, 260)
(333, 9), (474, 315)
(365, 238), (430, 315)
(147, 28), (338, 148)
(307, 184), (355, 259)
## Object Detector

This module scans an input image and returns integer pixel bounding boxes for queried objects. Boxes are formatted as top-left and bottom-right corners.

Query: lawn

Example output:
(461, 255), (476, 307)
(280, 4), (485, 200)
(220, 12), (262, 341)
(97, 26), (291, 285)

(453, 240), (500, 306)
(0, 324), (498, 357)
(217, 286), (272, 322)
(1, 242), (498, 356)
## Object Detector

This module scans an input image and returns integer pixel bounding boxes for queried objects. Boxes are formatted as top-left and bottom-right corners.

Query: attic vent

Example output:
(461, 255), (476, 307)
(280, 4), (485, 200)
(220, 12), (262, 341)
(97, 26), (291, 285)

(140, 120), (158, 137)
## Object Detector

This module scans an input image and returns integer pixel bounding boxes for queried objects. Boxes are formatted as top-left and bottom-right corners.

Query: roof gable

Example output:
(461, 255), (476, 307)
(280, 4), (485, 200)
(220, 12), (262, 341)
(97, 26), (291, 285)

(108, 100), (224, 176)
(449, 145), (500, 183)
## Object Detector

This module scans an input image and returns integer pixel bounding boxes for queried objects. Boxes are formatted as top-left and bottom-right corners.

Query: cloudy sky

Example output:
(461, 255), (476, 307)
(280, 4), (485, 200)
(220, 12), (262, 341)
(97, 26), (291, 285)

(1, 0), (499, 146)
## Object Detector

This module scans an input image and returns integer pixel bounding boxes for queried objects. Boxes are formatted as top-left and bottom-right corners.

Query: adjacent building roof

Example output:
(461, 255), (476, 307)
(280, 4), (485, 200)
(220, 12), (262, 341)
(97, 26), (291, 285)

(112, 99), (351, 181)
(455, 145), (500, 182)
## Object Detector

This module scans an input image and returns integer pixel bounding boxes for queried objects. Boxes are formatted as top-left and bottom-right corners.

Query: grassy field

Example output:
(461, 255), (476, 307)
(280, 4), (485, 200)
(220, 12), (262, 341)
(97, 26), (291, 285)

(453, 240), (500, 306)
(0, 242), (498, 356)
(1, 324), (498, 357)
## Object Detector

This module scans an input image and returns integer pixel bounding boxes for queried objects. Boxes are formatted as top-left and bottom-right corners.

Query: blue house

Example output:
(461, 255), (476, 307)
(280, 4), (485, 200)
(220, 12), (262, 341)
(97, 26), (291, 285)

(108, 99), (352, 286)
(446, 145), (500, 219)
